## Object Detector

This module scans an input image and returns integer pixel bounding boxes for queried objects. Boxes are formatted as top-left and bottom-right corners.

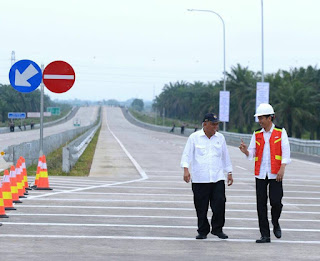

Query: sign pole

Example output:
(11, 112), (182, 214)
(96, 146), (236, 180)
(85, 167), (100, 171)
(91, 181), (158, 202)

(39, 64), (44, 156)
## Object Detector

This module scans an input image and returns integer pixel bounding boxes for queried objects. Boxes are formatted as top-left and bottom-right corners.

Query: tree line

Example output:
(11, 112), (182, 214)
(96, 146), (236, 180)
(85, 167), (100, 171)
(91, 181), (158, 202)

(0, 84), (70, 124)
(153, 64), (320, 140)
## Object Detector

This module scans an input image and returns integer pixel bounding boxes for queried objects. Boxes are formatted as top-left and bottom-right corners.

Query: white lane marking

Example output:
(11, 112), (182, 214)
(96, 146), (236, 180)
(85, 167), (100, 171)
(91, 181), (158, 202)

(106, 112), (148, 180)
(23, 191), (320, 200)
(2, 222), (320, 234)
(25, 178), (147, 200)
(0, 234), (320, 244)
(23, 198), (320, 207)
(43, 74), (74, 80)
(70, 184), (320, 193)
(45, 185), (86, 189)
(45, 182), (109, 186)
(7, 213), (320, 222)
(292, 158), (320, 166)
(15, 205), (320, 214)
(36, 177), (112, 184)
(147, 170), (181, 173)
(236, 166), (247, 170)
(141, 179), (320, 184)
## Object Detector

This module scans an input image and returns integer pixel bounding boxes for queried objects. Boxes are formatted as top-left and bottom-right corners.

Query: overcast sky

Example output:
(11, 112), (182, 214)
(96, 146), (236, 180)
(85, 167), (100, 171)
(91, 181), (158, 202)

(1, 0), (319, 102)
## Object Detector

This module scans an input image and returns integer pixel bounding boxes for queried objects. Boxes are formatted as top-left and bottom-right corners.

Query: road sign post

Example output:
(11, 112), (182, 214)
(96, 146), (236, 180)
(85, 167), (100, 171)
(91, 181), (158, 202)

(40, 64), (44, 156)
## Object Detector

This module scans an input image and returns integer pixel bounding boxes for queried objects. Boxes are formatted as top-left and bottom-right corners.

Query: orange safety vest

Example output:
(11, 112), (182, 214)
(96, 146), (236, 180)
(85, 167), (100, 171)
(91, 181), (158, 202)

(254, 126), (283, 176)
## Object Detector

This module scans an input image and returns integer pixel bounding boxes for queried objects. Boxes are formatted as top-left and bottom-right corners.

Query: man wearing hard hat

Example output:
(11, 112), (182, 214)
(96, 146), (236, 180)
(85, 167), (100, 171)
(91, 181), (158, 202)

(239, 103), (291, 243)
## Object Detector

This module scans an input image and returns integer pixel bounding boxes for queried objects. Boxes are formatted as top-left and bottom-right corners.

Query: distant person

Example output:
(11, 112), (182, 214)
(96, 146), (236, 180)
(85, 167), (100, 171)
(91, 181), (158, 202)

(181, 113), (233, 240)
(180, 124), (185, 135)
(9, 121), (14, 132)
(239, 103), (291, 243)
(30, 121), (34, 129)
(23, 122), (26, 131)
(169, 124), (175, 133)
(11, 121), (15, 132)
(18, 123), (22, 131)
(194, 126), (198, 132)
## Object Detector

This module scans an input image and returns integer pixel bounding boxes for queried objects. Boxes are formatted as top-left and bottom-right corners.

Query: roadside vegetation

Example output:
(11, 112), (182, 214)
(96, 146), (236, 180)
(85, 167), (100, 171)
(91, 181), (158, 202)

(0, 84), (72, 127)
(152, 64), (320, 140)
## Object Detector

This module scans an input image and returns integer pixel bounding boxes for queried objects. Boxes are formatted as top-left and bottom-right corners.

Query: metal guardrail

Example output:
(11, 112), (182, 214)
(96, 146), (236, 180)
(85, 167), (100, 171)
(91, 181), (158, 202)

(123, 108), (320, 158)
(62, 113), (102, 173)
(2, 107), (100, 166)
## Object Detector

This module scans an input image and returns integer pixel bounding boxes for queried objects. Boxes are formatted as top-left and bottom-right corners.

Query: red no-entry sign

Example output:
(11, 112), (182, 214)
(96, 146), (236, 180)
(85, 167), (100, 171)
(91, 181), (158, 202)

(43, 61), (75, 93)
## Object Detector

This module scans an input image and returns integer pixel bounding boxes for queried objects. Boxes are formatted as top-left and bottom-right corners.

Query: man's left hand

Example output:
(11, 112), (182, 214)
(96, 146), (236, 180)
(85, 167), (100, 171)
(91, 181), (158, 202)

(276, 165), (286, 182)
(227, 173), (233, 186)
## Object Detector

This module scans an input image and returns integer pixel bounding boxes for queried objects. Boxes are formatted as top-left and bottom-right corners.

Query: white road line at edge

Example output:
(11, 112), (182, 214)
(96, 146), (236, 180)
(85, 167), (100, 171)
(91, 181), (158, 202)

(2, 222), (320, 233)
(236, 166), (247, 170)
(25, 179), (146, 200)
(0, 234), (319, 244)
(106, 112), (148, 180)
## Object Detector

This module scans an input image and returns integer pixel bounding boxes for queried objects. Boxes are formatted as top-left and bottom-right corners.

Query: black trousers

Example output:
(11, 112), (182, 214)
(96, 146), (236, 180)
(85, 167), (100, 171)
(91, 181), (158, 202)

(192, 181), (226, 235)
(256, 177), (283, 237)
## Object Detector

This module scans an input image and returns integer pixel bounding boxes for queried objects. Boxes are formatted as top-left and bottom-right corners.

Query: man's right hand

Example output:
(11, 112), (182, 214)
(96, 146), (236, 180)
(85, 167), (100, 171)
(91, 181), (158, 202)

(183, 168), (191, 183)
(239, 138), (249, 156)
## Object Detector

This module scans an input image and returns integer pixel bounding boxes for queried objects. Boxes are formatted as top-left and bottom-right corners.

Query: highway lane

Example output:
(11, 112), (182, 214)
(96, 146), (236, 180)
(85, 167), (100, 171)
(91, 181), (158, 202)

(0, 106), (99, 170)
(0, 106), (319, 260)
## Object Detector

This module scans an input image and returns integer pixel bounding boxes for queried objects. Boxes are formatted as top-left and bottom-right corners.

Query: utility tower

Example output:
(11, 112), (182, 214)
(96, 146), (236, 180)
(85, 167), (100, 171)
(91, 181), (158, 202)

(11, 51), (15, 65)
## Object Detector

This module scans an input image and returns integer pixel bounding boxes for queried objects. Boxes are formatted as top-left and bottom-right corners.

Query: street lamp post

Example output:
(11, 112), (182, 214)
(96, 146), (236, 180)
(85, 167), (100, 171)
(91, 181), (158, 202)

(187, 9), (227, 131)
(261, 0), (264, 82)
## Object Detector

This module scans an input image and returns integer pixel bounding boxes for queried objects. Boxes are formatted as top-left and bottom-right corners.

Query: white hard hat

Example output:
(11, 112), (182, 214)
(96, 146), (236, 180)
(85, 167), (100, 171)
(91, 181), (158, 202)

(254, 103), (275, 117)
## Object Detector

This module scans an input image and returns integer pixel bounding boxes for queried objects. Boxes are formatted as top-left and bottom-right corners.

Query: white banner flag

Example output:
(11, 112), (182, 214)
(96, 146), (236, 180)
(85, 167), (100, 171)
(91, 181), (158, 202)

(255, 82), (270, 122)
(219, 91), (230, 122)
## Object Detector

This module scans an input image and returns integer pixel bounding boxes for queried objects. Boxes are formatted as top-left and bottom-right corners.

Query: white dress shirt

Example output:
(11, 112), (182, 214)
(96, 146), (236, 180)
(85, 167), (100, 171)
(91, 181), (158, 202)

(180, 129), (233, 183)
(246, 124), (291, 179)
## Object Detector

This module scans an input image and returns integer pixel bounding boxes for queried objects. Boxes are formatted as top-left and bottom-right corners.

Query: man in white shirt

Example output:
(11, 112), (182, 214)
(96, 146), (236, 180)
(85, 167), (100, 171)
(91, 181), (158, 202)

(239, 103), (291, 243)
(181, 113), (233, 240)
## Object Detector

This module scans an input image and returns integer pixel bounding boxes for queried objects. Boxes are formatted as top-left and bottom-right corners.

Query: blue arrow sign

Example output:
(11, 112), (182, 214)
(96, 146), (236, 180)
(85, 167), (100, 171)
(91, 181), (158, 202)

(9, 60), (42, 93)
(8, 112), (26, 119)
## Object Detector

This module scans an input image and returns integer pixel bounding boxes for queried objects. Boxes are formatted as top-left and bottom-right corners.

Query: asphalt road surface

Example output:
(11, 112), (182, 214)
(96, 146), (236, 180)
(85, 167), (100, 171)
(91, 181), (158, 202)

(0, 106), (319, 261)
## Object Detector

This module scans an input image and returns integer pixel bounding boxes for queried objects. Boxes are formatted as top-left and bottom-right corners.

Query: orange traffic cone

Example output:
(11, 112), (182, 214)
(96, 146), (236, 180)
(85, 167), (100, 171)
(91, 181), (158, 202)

(2, 170), (16, 210)
(0, 180), (9, 218)
(35, 155), (52, 190)
(32, 156), (43, 189)
(16, 159), (26, 198)
(9, 166), (22, 203)
(20, 156), (31, 191)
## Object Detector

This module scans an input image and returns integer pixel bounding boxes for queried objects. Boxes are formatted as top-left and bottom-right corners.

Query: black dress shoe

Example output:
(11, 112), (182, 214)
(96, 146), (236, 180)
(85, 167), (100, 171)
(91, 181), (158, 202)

(273, 225), (281, 238)
(212, 231), (228, 239)
(256, 236), (271, 243)
(196, 234), (207, 239)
